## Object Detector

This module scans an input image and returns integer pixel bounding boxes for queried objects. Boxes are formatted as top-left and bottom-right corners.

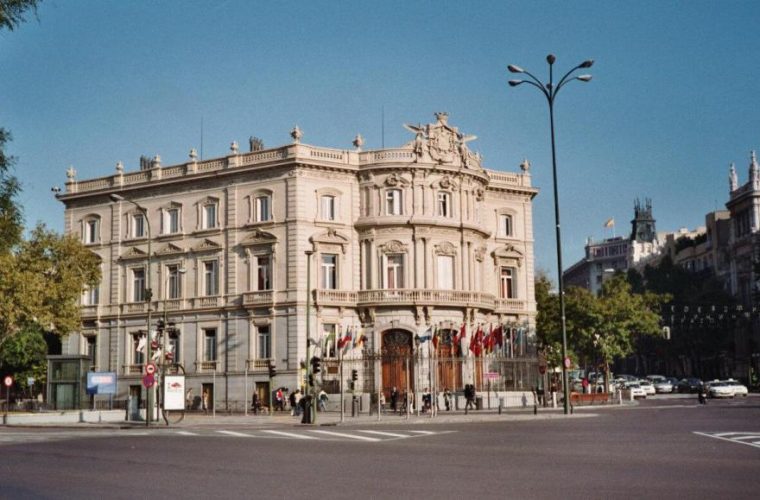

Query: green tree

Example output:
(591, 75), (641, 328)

(0, 0), (41, 31)
(0, 324), (47, 397)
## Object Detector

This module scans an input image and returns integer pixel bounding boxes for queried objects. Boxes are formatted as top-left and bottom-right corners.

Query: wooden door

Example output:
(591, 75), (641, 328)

(381, 330), (413, 399)
(436, 329), (463, 391)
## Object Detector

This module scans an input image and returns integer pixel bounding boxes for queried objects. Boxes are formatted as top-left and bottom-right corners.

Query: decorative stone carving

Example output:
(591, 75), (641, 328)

(310, 228), (349, 253)
(156, 242), (185, 255)
(729, 162), (738, 192)
(520, 158), (531, 172)
(192, 238), (222, 253)
(189, 148), (198, 161)
(249, 136), (264, 152)
(119, 246), (149, 260)
(379, 240), (408, 254)
(290, 125), (303, 144)
(403, 113), (478, 167)
(66, 166), (77, 180)
(230, 141), (239, 154)
(434, 241), (457, 256)
(115, 161), (124, 174)
(239, 229), (277, 247)
(474, 186), (485, 201)
(474, 246), (486, 262)
(352, 134), (364, 151)
(152, 155), (162, 168)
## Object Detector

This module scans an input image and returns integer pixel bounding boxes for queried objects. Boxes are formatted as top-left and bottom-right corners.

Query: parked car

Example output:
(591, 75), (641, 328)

(616, 374), (638, 383)
(723, 379), (748, 397)
(624, 382), (647, 399)
(665, 377), (680, 387)
(646, 375), (667, 384)
(653, 380), (673, 393)
(708, 381), (735, 398)
(639, 380), (656, 396)
(677, 378), (703, 393)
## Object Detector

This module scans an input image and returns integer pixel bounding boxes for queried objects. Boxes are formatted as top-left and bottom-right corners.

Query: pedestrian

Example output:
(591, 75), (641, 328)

(390, 387), (399, 413)
(379, 391), (386, 413)
(318, 389), (328, 412)
(465, 384), (475, 412)
(422, 387), (431, 413)
(202, 388), (210, 415)
(251, 392), (259, 415)
(185, 388), (193, 411)
(581, 377), (589, 394)
(443, 387), (452, 411)
(294, 390), (302, 416)
(276, 388), (284, 411)
(289, 390), (297, 415)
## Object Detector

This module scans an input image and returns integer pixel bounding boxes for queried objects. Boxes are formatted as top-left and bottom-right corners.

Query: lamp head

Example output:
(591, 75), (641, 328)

(579, 59), (594, 69)
(109, 193), (124, 202)
(508, 80), (524, 87)
(507, 64), (524, 73)
(577, 75), (593, 82)
(546, 54), (556, 65)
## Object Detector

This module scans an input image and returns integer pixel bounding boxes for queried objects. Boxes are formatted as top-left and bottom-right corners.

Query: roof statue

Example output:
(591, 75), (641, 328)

(403, 113), (480, 169)
(729, 162), (738, 192)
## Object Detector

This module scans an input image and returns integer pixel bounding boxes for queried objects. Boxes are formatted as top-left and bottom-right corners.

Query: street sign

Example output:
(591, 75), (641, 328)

(27, 377), (35, 387)
(3, 376), (12, 387)
(142, 374), (155, 388)
(484, 372), (500, 381)
(564, 357), (571, 369)
(145, 362), (157, 375)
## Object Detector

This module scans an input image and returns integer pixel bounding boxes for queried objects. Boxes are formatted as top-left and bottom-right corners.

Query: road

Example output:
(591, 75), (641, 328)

(1, 396), (759, 499)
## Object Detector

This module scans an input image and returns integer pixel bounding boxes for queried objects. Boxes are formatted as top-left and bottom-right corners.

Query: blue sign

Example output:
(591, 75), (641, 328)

(86, 372), (117, 395)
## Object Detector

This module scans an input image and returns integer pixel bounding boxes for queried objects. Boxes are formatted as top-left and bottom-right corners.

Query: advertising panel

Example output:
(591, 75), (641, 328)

(86, 372), (117, 395)
(163, 375), (185, 410)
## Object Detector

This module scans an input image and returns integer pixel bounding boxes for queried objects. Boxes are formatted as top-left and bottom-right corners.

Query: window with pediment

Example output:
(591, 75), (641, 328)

(249, 190), (273, 223)
(437, 192), (452, 217)
(83, 216), (100, 245)
(386, 189), (403, 216)
(197, 197), (220, 230)
(161, 203), (182, 235)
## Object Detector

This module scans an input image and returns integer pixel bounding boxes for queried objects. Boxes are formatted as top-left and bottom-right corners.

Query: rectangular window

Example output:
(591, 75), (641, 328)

(437, 255), (454, 290)
(321, 195), (336, 220)
(203, 203), (217, 229)
(385, 255), (404, 289)
(256, 255), (272, 291)
(132, 268), (146, 302)
(85, 219), (98, 244)
(323, 324), (336, 358)
(167, 331), (180, 364)
(203, 261), (218, 296)
(386, 189), (402, 216)
(86, 336), (97, 365)
(257, 325), (271, 359)
(203, 328), (217, 362)
(167, 265), (181, 299)
(500, 267), (515, 299)
(165, 208), (180, 234)
(255, 196), (270, 222)
(321, 254), (337, 289)
(132, 333), (145, 365)
(132, 213), (145, 238)
(437, 192), (451, 217)
(83, 285), (100, 306)
(501, 214), (513, 237)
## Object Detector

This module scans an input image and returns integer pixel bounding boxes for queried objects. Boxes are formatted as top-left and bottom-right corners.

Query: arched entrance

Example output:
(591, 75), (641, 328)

(382, 330), (414, 401)
(436, 329), (463, 391)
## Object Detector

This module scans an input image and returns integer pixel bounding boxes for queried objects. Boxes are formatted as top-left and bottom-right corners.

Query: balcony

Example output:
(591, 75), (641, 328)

(357, 289), (496, 310)
(197, 360), (219, 372)
(123, 364), (143, 375)
(242, 290), (275, 307)
(315, 290), (357, 307)
(494, 298), (528, 314)
(247, 358), (272, 371)
(192, 296), (221, 309)
(122, 302), (148, 314)
(80, 305), (99, 318)
(160, 299), (186, 312)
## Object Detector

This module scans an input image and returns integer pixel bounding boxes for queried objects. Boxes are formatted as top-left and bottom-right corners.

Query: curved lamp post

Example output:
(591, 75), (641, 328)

(508, 54), (593, 415)
(110, 193), (153, 425)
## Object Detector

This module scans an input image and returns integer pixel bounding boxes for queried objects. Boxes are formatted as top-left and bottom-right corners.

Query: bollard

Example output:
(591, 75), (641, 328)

(498, 398), (504, 415)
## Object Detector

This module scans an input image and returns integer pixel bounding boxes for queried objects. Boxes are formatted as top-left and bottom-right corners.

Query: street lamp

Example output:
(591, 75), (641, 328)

(507, 54), (593, 415)
(110, 193), (154, 425)
(304, 250), (314, 424)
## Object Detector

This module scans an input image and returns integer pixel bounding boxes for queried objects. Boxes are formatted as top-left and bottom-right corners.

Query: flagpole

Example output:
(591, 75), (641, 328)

(339, 348), (344, 423)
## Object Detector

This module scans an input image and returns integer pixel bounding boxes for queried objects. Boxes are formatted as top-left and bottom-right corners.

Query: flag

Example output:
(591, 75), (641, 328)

(470, 324), (483, 357)
(458, 323), (467, 356)
(137, 336), (146, 353)
(323, 329), (336, 355)
(354, 329), (367, 349)
(493, 324), (504, 349)
(337, 326), (352, 350)
(604, 217), (614, 228)
(432, 325), (439, 350)
(417, 328), (432, 343)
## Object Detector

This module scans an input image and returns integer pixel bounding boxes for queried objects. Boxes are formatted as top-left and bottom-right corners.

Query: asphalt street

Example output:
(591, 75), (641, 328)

(1, 396), (759, 499)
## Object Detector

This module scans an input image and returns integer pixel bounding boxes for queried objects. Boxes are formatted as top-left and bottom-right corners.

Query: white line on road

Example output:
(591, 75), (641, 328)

(357, 430), (410, 438)
(308, 430), (381, 442)
(408, 430), (436, 435)
(216, 430), (255, 438)
(694, 432), (760, 450)
(261, 430), (318, 440)
(175, 431), (198, 436)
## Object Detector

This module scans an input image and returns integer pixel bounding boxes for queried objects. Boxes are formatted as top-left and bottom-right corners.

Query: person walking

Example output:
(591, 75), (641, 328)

(294, 390), (302, 416)
(289, 390), (297, 416)
(202, 388), (210, 415)
(251, 392), (259, 415)
(390, 387), (399, 413)
(318, 389), (328, 412)
(443, 387), (452, 411)
(464, 384), (475, 413)
(275, 388), (284, 411)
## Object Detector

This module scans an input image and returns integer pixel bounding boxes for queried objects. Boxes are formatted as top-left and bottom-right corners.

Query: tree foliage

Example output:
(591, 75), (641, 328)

(0, 0), (41, 31)
(0, 324), (47, 396)
(0, 128), (23, 252)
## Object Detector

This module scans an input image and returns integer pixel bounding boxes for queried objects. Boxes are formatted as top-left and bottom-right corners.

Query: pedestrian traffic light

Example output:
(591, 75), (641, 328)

(156, 319), (165, 332)
(351, 369), (358, 382)
(308, 374), (314, 387)
(311, 356), (321, 374)
(268, 362), (276, 378)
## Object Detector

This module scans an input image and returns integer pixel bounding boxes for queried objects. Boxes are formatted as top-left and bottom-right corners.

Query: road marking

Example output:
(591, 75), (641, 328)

(694, 432), (760, 450)
(175, 431), (198, 436)
(261, 430), (317, 440)
(358, 430), (410, 438)
(308, 430), (381, 442)
(408, 430), (435, 435)
(216, 430), (254, 438)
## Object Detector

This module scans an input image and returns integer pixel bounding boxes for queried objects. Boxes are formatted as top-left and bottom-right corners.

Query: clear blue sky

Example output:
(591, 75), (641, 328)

(2, 1), (759, 281)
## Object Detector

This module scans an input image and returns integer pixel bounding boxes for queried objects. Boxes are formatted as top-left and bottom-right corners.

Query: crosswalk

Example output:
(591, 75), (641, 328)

(170, 428), (452, 443)
(694, 431), (760, 450)
(0, 427), (452, 446)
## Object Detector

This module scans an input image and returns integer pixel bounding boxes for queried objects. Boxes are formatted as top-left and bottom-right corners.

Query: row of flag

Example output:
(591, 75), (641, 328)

(416, 323), (527, 358)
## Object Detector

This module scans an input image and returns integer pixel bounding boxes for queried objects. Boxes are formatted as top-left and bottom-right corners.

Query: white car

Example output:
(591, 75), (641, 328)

(639, 380), (656, 396)
(723, 379), (748, 397)
(653, 380), (673, 393)
(708, 381), (735, 398)
(624, 382), (646, 399)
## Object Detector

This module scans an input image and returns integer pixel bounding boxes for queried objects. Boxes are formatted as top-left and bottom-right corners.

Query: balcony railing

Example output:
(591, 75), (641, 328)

(247, 358), (272, 371)
(197, 360), (219, 372)
(494, 298), (528, 313)
(122, 302), (148, 314)
(123, 364), (143, 375)
(315, 289), (357, 307)
(80, 305), (99, 318)
(242, 290), (275, 306)
(161, 299), (185, 311)
(357, 289), (496, 309)
(193, 296), (221, 308)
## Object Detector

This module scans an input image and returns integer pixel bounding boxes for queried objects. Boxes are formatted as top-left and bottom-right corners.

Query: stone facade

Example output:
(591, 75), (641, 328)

(57, 113), (538, 408)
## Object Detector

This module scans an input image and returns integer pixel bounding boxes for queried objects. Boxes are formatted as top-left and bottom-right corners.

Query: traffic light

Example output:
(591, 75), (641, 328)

(311, 356), (321, 374)
(351, 369), (358, 382)
(268, 362), (277, 378)
(308, 374), (314, 387)
(156, 319), (165, 332)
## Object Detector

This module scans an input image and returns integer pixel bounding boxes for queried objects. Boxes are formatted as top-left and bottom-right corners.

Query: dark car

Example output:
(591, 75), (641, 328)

(677, 377), (703, 393)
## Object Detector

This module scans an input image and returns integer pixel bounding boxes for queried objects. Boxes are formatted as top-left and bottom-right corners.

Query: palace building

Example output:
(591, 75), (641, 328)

(57, 113), (538, 410)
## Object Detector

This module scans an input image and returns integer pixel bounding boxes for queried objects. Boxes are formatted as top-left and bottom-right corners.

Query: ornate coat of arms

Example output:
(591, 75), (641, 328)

(403, 112), (478, 168)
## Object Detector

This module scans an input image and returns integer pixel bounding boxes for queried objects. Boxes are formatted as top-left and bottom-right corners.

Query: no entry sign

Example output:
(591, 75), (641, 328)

(145, 362), (157, 375)
(3, 376), (12, 387)
(142, 374), (155, 388)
